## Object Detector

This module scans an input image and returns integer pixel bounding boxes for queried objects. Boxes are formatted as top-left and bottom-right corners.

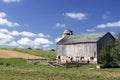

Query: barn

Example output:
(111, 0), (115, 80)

(56, 30), (115, 64)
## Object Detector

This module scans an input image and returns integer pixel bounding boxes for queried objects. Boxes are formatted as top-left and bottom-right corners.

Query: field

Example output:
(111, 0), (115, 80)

(1, 48), (56, 60)
(0, 48), (120, 80)
(0, 49), (42, 59)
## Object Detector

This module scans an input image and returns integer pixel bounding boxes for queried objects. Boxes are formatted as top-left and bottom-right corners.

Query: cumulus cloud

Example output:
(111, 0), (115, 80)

(2, 0), (21, 3)
(55, 37), (62, 43)
(0, 12), (6, 18)
(0, 12), (20, 27)
(0, 28), (9, 33)
(7, 41), (18, 47)
(96, 21), (120, 28)
(20, 31), (36, 37)
(64, 12), (86, 20)
(34, 38), (53, 45)
(38, 33), (50, 38)
(17, 37), (53, 48)
(86, 29), (96, 32)
(42, 45), (50, 48)
(10, 30), (20, 36)
(0, 39), (11, 46)
(0, 28), (53, 49)
(17, 37), (33, 47)
(0, 32), (14, 46)
(38, 33), (45, 37)
(0, 32), (14, 40)
(56, 23), (66, 28)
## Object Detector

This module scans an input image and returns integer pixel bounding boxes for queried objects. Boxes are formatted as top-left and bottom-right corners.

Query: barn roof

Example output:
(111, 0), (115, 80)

(57, 32), (113, 45)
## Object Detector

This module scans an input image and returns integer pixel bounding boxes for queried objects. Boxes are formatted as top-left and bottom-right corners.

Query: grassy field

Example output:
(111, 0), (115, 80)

(0, 48), (120, 80)
(1, 48), (56, 60)
(0, 49), (42, 59)
(0, 58), (120, 80)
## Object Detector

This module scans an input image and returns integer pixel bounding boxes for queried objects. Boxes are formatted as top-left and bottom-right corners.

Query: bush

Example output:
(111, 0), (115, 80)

(98, 40), (114, 67)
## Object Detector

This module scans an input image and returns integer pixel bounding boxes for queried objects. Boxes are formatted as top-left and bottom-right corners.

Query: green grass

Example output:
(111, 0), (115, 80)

(0, 58), (120, 80)
(1, 48), (56, 60)
(0, 48), (120, 80)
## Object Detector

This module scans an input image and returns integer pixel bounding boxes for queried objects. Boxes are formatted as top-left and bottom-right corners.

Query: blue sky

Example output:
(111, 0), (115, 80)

(0, 0), (120, 49)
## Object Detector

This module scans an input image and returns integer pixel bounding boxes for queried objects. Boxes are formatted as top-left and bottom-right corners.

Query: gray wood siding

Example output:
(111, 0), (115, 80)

(97, 33), (115, 55)
(57, 43), (97, 58)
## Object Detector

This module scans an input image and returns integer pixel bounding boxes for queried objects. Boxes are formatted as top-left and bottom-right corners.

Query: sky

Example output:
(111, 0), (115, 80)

(0, 0), (120, 49)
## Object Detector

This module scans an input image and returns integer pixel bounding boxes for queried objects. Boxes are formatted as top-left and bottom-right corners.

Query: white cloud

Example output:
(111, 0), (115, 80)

(10, 31), (37, 37)
(0, 28), (9, 33)
(55, 37), (62, 43)
(17, 37), (53, 48)
(102, 15), (108, 19)
(38, 33), (45, 37)
(42, 45), (50, 48)
(2, 0), (21, 3)
(56, 23), (66, 28)
(10, 30), (20, 36)
(0, 39), (11, 46)
(0, 28), (53, 49)
(34, 38), (53, 45)
(38, 33), (50, 38)
(0, 32), (14, 40)
(64, 12), (86, 20)
(0, 12), (6, 18)
(96, 21), (120, 28)
(0, 32), (14, 46)
(7, 41), (18, 47)
(20, 31), (36, 37)
(0, 12), (20, 27)
(17, 37), (33, 46)
(86, 29), (96, 32)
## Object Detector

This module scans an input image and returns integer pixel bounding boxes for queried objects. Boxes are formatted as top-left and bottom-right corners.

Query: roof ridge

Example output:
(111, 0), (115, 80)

(57, 32), (110, 45)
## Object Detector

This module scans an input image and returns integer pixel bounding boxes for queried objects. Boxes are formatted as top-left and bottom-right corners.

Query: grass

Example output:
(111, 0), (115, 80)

(0, 48), (120, 80)
(1, 48), (56, 60)
(0, 58), (120, 80)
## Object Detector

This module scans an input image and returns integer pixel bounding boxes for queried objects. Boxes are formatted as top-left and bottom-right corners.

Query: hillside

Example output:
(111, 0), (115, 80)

(0, 48), (56, 60)
(0, 49), (42, 59)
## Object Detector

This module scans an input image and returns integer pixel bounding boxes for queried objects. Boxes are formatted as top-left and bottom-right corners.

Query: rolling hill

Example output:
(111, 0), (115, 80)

(0, 49), (42, 59)
(0, 48), (56, 59)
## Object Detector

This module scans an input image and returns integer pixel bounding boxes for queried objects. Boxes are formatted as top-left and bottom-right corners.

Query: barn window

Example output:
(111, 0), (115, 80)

(70, 57), (73, 61)
(81, 57), (84, 60)
(90, 57), (94, 60)
(58, 56), (60, 59)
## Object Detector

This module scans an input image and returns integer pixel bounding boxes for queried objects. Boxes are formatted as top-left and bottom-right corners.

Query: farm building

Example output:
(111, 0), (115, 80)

(56, 30), (115, 64)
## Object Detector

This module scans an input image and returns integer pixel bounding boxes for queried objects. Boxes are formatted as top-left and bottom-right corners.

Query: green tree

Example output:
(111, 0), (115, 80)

(111, 33), (120, 62)
(99, 40), (114, 67)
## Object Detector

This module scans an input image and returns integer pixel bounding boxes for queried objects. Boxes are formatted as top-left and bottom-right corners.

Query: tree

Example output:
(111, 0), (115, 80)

(111, 33), (120, 62)
(98, 40), (114, 67)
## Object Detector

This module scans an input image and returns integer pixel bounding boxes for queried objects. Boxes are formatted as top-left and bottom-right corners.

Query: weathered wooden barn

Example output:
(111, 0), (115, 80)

(56, 30), (115, 64)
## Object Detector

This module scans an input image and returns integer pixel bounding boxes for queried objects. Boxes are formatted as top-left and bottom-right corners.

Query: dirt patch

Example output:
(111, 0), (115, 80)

(0, 49), (42, 59)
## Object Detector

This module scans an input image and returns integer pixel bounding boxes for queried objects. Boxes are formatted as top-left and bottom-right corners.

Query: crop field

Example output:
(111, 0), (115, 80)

(0, 48), (120, 80)
(0, 49), (42, 59)
(1, 48), (56, 60)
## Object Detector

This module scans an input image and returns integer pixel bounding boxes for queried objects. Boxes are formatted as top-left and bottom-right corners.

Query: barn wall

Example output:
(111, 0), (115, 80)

(97, 33), (115, 55)
(57, 43), (97, 63)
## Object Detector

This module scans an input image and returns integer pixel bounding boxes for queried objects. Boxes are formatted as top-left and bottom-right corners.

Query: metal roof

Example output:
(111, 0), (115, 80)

(57, 32), (110, 45)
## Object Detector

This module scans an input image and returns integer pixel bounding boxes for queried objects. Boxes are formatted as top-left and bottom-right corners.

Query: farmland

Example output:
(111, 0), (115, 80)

(0, 48), (120, 80)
